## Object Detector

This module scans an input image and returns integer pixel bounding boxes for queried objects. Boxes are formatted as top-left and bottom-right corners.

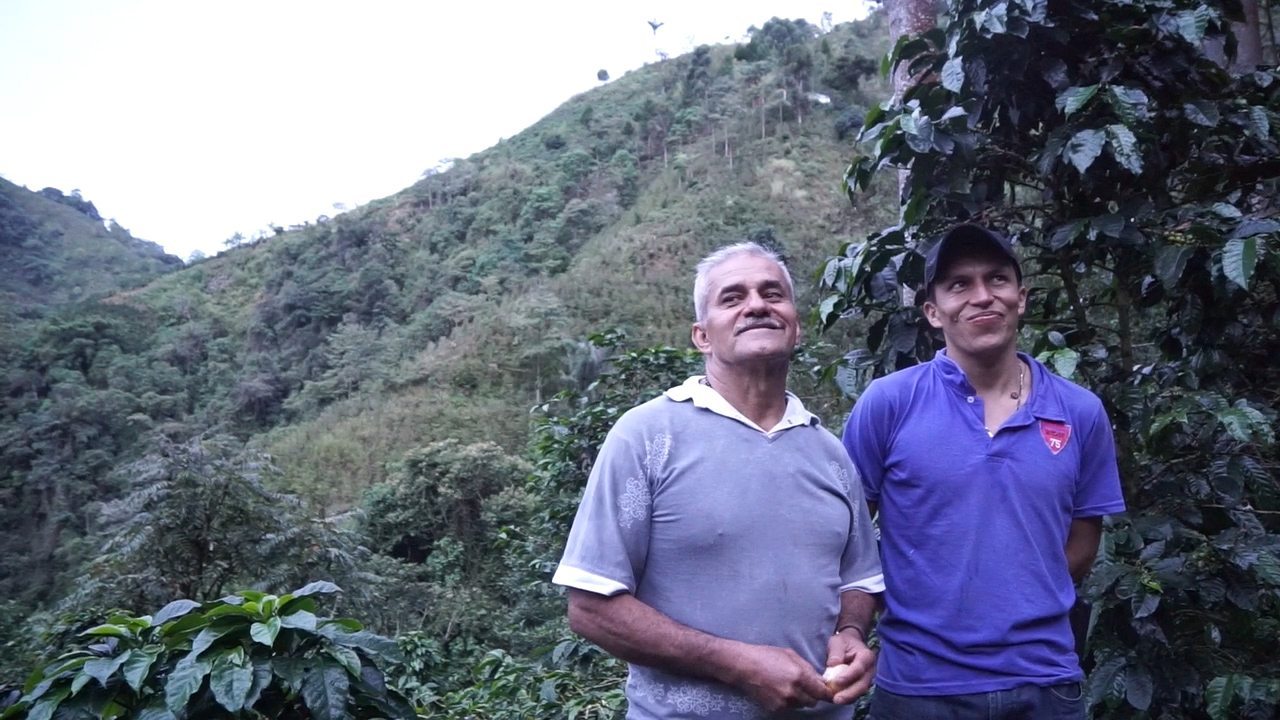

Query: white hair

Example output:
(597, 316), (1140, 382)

(692, 242), (795, 322)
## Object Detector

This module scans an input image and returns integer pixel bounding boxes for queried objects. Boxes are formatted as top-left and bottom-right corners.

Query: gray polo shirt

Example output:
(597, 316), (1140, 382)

(555, 377), (883, 719)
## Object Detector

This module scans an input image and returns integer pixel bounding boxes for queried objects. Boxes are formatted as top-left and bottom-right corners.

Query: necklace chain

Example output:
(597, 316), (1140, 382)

(984, 362), (1026, 436)
(1010, 361), (1025, 407)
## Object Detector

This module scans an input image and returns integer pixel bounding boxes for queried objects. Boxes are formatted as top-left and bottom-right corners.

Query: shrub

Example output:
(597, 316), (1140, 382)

(0, 582), (415, 720)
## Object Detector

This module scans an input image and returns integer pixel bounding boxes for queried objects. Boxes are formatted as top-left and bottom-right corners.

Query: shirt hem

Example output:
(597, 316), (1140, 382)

(875, 670), (1085, 697)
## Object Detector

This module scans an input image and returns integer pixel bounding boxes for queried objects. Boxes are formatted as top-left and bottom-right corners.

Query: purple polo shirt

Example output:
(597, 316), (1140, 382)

(842, 351), (1125, 695)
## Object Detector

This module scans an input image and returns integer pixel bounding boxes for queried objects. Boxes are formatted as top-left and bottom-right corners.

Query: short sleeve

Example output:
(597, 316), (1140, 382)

(1072, 401), (1126, 518)
(837, 459), (885, 594)
(552, 410), (655, 595)
(842, 379), (893, 504)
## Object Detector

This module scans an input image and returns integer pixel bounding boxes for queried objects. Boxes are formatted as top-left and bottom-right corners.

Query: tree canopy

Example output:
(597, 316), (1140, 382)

(822, 0), (1279, 717)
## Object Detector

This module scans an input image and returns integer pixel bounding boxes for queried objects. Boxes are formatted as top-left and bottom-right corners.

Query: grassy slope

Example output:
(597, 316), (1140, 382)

(257, 25), (895, 509)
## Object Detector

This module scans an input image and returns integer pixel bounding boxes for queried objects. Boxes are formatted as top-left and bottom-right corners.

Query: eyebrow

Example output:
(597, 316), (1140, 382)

(716, 279), (787, 299)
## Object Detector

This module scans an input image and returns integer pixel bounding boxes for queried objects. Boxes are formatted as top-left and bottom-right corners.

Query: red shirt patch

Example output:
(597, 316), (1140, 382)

(1040, 421), (1072, 455)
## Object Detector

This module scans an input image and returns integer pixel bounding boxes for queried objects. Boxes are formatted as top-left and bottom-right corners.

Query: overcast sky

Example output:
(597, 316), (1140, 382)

(1, 1), (871, 260)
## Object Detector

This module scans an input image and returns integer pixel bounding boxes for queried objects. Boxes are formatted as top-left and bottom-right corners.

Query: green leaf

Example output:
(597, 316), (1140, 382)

(976, 3), (1008, 33)
(210, 648), (254, 714)
(1232, 400), (1272, 444)
(1065, 128), (1105, 173)
(1105, 124), (1143, 174)
(1085, 656), (1125, 706)
(83, 653), (131, 687)
(202, 604), (254, 620)
(1211, 203), (1242, 219)
(1216, 406), (1260, 443)
(164, 654), (212, 714)
(326, 645), (362, 678)
(1175, 6), (1213, 45)
(273, 657), (307, 691)
(79, 625), (132, 639)
(818, 294), (842, 328)
(330, 631), (402, 662)
(1206, 675), (1237, 720)
(277, 596), (318, 617)
(302, 661), (351, 720)
(250, 617), (281, 647)
(322, 617), (363, 633)
(1246, 106), (1270, 139)
(1043, 348), (1079, 379)
(190, 624), (237, 658)
(1056, 85), (1098, 117)
(1230, 218), (1280, 239)
(941, 57), (964, 92)
(1223, 237), (1259, 290)
(152, 599), (201, 627)
(279, 610), (318, 632)
(1108, 86), (1149, 123)
(122, 649), (159, 693)
(1255, 552), (1280, 587)
(27, 688), (70, 720)
(1184, 101), (1220, 127)
(160, 613), (208, 639)
(1154, 246), (1193, 290)
(70, 670), (92, 695)
(134, 703), (176, 720)
(1132, 591), (1160, 618)
(1125, 664), (1153, 711)
(292, 580), (342, 598)
(243, 659), (274, 710)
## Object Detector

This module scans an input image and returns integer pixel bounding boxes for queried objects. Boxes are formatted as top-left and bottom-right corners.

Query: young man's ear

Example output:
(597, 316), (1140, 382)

(922, 300), (944, 329)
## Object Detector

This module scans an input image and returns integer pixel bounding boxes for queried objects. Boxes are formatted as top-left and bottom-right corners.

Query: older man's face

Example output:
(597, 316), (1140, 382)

(692, 254), (799, 369)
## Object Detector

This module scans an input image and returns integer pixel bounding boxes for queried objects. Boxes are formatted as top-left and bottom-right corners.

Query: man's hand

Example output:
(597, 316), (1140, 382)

(823, 629), (876, 704)
(726, 643), (833, 712)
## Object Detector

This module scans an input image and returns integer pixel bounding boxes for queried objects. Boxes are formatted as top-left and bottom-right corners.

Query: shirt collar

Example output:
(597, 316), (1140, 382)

(664, 375), (819, 435)
(932, 349), (1068, 422)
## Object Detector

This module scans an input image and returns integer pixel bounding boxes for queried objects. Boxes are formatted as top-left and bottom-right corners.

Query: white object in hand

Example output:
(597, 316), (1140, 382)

(822, 663), (850, 691)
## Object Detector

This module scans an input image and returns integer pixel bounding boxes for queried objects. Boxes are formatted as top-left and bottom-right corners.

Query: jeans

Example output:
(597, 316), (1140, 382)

(869, 682), (1085, 720)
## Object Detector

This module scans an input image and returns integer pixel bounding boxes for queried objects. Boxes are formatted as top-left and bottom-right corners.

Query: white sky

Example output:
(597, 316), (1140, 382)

(1, 1), (870, 260)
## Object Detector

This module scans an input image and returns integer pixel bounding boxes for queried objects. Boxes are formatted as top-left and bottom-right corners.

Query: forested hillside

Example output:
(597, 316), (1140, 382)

(0, 178), (182, 318)
(0, 14), (895, 714)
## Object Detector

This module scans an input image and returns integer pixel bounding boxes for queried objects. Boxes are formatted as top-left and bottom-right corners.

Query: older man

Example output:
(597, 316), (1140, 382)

(842, 224), (1126, 719)
(554, 242), (884, 718)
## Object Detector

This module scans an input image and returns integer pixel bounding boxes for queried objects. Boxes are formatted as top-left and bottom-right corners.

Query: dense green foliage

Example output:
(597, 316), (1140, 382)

(2, 582), (414, 720)
(823, 0), (1279, 717)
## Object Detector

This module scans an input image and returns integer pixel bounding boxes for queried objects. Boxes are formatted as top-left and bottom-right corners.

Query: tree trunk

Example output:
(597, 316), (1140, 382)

(1235, 0), (1265, 69)
(887, 0), (939, 104)
(887, 0), (939, 213)
(1204, 0), (1265, 70)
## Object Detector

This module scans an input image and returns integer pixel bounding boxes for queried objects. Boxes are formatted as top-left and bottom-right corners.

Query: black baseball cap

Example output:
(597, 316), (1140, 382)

(923, 224), (1022, 290)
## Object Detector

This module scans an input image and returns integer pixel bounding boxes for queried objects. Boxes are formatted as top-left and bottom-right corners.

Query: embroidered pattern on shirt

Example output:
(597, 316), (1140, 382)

(646, 433), (673, 475)
(628, 673), (763, 718)
(617, 433), (670, 529)
(617, 477), (650, 529)
(829, 460), (851, 496)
